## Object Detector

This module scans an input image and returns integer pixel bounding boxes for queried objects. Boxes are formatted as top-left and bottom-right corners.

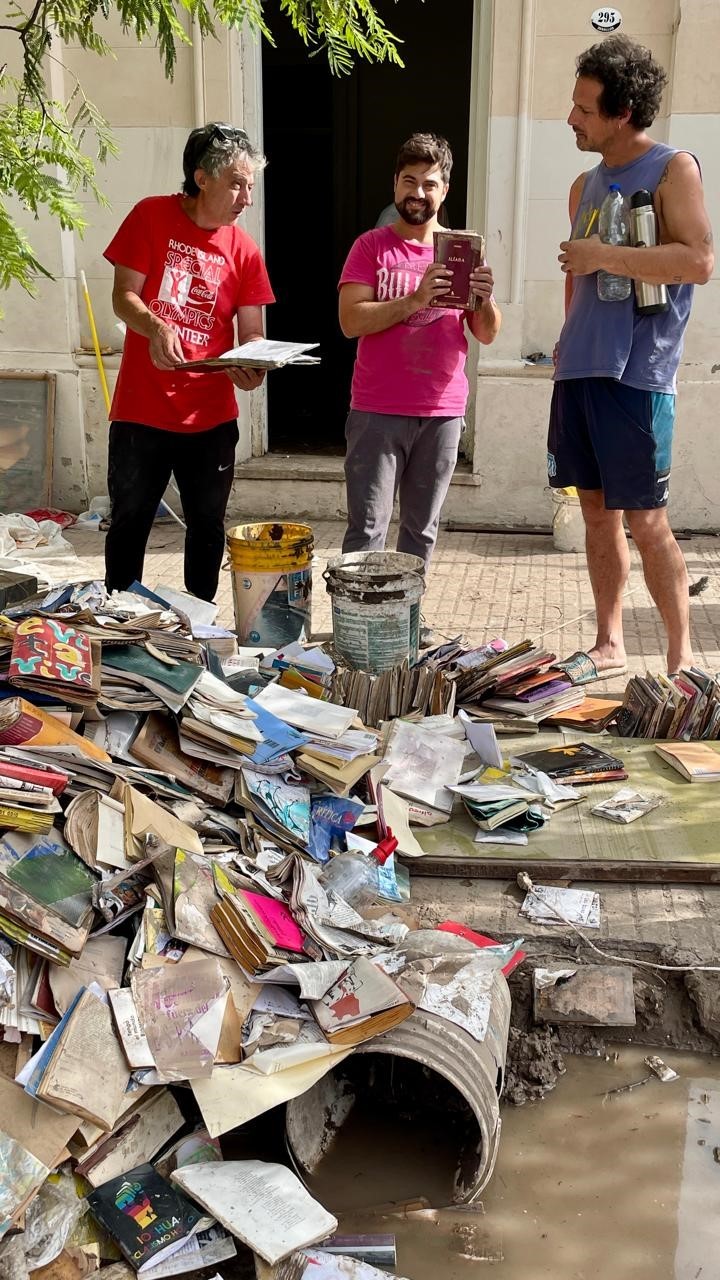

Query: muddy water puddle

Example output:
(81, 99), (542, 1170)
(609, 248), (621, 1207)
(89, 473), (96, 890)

(308, 1047), (720, 1280)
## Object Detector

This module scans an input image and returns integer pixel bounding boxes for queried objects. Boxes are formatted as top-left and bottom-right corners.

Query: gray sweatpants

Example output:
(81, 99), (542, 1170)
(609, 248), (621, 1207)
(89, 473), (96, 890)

(342, 411), (463, 571)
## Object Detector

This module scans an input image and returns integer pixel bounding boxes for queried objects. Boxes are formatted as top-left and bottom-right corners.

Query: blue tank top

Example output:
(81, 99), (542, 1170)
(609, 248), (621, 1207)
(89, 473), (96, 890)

(554, 143), (696, 394)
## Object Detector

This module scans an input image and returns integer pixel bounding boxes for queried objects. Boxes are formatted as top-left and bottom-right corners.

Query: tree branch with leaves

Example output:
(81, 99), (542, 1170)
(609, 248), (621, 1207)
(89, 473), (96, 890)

(0, 0), (405, 311)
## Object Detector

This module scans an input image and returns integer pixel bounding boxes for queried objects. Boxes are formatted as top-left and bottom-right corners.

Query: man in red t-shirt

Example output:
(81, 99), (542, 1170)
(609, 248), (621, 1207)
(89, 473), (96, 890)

(103, 123), (275, 601)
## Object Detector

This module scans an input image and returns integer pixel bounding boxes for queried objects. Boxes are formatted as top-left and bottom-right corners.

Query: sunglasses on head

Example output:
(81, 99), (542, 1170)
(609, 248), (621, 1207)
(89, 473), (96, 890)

(192, 123), (250, 158)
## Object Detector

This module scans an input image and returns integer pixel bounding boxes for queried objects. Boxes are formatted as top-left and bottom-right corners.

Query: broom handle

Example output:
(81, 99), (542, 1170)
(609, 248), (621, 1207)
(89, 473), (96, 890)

(80, 270), (111, 415)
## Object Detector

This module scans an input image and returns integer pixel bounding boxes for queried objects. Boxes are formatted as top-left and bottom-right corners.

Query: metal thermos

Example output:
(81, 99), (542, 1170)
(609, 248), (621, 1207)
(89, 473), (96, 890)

(629, 189), (669, 315)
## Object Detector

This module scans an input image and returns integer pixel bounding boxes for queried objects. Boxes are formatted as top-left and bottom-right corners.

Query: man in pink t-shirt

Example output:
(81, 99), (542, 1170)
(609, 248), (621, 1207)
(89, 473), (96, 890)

(338, 132), (502, 599)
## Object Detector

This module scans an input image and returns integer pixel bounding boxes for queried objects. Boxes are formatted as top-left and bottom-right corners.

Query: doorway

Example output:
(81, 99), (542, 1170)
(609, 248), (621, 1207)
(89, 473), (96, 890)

(260, 0), (476, 454)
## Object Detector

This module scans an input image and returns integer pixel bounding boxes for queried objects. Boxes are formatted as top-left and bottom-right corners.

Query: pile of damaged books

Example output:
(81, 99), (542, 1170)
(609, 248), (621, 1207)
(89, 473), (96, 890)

(0, 578), (531, 1279)
(617, 668), (720, 739)
(328, 637), (594, 732)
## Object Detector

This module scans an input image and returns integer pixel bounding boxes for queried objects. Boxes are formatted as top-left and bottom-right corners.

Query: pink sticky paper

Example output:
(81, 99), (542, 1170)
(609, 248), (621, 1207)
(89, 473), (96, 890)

(241, 890), (305, 952)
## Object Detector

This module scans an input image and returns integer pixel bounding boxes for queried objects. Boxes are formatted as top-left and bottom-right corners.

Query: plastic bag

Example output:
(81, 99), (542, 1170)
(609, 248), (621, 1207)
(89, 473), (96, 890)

(25, 1170), (85, 1272)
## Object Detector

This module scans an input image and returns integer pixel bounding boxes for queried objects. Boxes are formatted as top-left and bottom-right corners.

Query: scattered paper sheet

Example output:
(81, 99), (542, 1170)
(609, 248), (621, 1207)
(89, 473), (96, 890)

(254, 685), (358, 740)
(261, 960), (350, 999)
(49, 933), (127, 1016)
(417, 961), (497, 1043)
(521, 886), (600, 929)
(153, 585), (218, 628)
(474, 829), (528, 846)
(382, 721), (464, 813)
(171, 1160), (337, 1264)
(510, 768), (581, 806)
(458, 711), (504, 769)
(125, 786), (203, 857)
(591, 788), (663, 824)
(377, 786), (425, 858)
(131, 958), (226, 1082)
(191, 1049), (351, 1135)
(256, 1252), (412, 1280)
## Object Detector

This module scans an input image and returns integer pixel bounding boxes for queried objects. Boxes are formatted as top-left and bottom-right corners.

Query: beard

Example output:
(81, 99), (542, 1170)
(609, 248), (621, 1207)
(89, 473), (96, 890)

(572, 129), (600, 152)
(395, 197), (433, 225)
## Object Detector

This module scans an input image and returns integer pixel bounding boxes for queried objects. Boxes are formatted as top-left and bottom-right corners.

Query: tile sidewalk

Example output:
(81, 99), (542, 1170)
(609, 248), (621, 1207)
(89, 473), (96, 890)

(65, 520), (720, 954)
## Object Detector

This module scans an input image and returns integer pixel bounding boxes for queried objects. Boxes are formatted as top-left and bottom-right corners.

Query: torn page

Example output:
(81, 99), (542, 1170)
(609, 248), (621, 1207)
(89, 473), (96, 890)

(171, 1160), (337, 1264)
(191, 1048), (351, 1135)
(521, 886), (600, 929)
(591, 788), (663, 824)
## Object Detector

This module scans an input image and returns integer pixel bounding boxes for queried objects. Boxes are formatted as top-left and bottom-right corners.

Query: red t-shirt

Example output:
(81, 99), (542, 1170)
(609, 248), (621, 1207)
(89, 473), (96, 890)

(104, 195), (275, 433)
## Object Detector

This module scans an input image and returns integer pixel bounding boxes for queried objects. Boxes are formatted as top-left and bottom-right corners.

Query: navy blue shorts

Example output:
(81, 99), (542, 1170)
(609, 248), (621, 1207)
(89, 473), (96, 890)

(547, 378), (675, 509)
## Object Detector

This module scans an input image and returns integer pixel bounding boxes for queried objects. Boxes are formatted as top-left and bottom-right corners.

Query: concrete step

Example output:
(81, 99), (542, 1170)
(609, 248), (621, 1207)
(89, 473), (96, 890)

(229, 452), (484, 522)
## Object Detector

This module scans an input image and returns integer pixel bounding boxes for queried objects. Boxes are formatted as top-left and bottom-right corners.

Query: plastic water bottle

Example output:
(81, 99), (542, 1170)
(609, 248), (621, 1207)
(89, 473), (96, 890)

(321, 832), (398, 910)
(597, 184), (631, 302)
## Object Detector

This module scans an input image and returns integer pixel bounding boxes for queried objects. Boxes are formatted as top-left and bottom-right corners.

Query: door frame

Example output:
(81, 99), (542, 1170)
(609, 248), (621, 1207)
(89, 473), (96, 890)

(235, 1), (492, 459)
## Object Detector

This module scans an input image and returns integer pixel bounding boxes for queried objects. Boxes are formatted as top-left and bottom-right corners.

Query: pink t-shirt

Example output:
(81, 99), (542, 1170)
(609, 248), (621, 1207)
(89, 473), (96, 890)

(339, 226), (469, 417)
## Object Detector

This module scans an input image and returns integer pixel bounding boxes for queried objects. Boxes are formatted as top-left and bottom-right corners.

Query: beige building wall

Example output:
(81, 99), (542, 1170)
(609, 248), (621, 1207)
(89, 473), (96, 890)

(0, 0), (717, 526)
(474, 0), (720, 529)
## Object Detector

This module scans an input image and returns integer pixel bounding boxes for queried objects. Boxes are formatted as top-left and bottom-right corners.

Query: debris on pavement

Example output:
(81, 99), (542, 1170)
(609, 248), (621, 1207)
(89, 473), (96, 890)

(0, 574), (712, 1279)
(645, 1055), (680, 1083)
(533, 966), (636, 1027)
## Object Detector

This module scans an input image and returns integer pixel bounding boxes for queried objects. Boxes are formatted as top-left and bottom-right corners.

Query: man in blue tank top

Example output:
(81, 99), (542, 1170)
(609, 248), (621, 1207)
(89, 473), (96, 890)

(548, 35), (713, 681)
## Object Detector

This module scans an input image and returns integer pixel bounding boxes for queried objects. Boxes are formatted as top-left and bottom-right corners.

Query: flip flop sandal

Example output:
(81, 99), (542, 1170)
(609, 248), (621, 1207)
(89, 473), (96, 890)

(552, 650), (628, 687)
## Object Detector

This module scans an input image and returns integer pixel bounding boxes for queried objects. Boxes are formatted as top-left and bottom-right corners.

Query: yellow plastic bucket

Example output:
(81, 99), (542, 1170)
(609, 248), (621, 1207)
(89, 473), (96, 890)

(226, 521), (314, 646)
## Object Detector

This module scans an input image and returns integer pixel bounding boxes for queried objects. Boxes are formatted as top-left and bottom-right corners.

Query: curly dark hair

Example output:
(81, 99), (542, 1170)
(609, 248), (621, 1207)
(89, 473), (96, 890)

(395, 133), (453, 183)
(576, 34), (667, 128)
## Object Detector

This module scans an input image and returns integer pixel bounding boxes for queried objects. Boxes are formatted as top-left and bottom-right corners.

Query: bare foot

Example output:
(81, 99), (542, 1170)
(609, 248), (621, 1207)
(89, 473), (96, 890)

(586, 644), (627, 673)
(667, 652), (693, 676)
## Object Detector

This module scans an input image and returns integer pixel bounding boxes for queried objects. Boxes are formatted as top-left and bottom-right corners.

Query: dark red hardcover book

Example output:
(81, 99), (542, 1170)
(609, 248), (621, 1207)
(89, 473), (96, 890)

(431, 229), (486, 310)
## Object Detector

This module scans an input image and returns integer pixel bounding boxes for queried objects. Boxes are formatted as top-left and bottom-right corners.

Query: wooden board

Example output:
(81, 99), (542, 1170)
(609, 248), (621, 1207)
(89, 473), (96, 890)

(410, 734), (720, 883)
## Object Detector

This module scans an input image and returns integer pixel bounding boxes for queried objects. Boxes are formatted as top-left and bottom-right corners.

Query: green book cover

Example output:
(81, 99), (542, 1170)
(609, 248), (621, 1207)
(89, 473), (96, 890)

(102, 646), (202, 697)
(6, 833), (96, 924)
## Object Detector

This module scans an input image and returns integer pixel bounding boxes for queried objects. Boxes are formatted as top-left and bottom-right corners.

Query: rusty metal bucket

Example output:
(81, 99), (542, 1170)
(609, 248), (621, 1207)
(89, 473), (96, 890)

(286, 966), (511, 1203)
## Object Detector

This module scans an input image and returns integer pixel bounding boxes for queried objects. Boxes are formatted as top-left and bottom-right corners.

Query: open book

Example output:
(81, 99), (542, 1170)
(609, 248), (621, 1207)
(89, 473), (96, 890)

(310, 957), (415, 1046)
(177, 339), (320, 371)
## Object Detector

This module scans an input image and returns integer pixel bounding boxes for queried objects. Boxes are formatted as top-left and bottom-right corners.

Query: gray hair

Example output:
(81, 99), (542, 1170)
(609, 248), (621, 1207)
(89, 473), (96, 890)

(182, 123), (267, 196)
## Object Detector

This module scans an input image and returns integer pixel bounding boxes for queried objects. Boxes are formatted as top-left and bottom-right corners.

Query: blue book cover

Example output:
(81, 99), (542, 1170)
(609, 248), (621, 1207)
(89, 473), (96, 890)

(244, 697), (309, 766)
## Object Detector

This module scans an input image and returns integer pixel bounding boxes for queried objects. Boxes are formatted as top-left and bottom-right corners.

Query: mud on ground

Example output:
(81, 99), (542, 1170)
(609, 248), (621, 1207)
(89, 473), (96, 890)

(503, 937), (720, 1105)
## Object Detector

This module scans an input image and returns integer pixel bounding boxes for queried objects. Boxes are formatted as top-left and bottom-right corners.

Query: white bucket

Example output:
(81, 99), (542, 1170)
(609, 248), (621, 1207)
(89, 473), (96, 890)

(324, 551), (425, 673)
(551, 489), (585, 553)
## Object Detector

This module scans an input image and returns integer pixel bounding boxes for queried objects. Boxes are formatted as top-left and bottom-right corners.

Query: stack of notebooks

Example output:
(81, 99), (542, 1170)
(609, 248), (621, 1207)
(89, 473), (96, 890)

(515, 741), (627, 786)
(260, 641), (335, 698)
(100, 645), (203, 713)
(0, 831), (96, 964)
(211, 888), (309, 975)
(329, 657), (456, 729)
(7, 617), (101, 708)
(130, 712), (235, 806)
(453, 641), (585, 725)
(178, 671), (263, 768)
(546, 696), (622, 734)
(462, 791), (532, 831)
(617, 669), (720, 739)
(296, 727), (382, 796)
